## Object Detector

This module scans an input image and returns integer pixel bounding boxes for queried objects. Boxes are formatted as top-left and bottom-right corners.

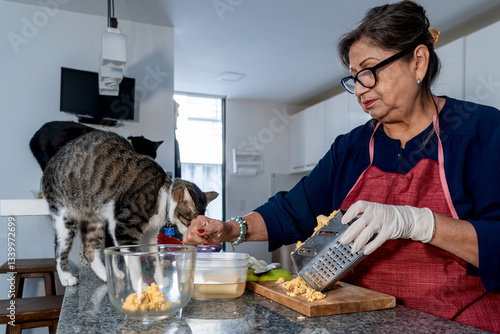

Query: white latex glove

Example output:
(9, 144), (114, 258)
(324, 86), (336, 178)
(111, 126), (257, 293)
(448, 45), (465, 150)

(339, 200), (435, 255)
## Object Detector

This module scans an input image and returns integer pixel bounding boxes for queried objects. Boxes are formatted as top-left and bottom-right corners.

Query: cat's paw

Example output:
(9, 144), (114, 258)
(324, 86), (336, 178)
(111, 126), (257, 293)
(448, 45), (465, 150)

(110, 257), (125, 279)
(114, 268), (125, 280)
(58, 270), (79, 286)
(62, 276), (79, 286)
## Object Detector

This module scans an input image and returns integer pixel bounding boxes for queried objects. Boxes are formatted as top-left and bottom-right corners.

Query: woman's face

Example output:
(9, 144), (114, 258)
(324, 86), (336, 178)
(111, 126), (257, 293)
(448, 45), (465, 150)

(348, 38), (417, 123)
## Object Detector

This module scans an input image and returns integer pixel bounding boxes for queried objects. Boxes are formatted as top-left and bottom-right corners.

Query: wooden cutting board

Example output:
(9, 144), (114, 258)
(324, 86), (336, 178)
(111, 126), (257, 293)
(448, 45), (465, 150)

(246, 280), (396, 317)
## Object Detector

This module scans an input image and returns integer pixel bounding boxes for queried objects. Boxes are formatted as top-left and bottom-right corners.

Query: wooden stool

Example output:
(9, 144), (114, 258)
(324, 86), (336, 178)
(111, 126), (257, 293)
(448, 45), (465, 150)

(0, 259), (57, 298)
(0, 295), (63, 334)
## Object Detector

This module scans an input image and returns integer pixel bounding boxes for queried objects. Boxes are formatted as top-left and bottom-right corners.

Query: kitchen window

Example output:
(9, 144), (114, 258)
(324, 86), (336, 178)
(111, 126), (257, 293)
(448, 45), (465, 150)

(174, 93), (225, 221)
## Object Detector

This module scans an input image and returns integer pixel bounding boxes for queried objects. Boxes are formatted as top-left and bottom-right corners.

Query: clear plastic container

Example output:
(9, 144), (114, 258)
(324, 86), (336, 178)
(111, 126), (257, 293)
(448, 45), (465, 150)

(104, 244), (197, 321)
(193, 252), (250, 299)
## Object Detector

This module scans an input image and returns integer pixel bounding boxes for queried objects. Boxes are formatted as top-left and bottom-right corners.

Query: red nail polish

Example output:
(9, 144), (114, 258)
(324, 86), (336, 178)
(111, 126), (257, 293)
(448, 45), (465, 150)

(197, 229), (205, 234)
(203, 243), (209, 246)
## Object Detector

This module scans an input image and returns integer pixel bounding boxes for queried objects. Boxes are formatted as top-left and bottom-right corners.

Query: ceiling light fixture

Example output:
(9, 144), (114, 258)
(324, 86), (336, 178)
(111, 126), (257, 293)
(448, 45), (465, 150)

(218, 72), (245, 81)
(99, 0), (127, 96)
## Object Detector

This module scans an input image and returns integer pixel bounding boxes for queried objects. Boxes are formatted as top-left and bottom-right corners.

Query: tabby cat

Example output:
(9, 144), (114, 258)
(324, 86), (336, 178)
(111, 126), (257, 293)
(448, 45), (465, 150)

(42, 131), (217, 286)
(30, 121), (163, 170)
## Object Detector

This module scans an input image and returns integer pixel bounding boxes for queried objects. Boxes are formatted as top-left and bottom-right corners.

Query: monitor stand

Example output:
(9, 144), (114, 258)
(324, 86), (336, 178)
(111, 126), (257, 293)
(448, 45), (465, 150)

(78, 116), (117, 127)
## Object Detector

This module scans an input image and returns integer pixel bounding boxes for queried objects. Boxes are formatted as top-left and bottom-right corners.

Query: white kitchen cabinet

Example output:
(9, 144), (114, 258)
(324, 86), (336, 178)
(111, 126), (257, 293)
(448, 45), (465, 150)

(303, 102), (325, 168)
(289, 102), (325, 172)
(325, 92), (349, 150)
(290, 111), (306, 171)
(465, 21), (500, 109)
(291, 92), (370, 173)
(347, 93), (371, 131)
(433, 37), (465, 99)
(325, 92), (371, 150)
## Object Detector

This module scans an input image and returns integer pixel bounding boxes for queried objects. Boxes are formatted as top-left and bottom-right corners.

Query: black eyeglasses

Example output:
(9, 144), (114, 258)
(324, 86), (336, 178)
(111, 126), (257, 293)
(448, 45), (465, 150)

(341, 48), (414, 94)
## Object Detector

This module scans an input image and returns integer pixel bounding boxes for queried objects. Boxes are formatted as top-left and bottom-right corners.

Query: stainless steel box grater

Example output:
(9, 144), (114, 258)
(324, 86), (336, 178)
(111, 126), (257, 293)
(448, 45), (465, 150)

(291, 211), (366, 292)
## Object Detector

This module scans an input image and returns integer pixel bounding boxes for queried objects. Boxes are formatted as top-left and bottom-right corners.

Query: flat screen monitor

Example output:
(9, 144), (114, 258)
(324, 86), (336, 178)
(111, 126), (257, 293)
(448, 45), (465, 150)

(60, 67), (135, 121)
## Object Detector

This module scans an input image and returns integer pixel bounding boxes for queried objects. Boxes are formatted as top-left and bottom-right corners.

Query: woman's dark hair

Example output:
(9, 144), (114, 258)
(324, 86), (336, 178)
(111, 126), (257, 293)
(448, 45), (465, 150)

(338, 0), (440, 94)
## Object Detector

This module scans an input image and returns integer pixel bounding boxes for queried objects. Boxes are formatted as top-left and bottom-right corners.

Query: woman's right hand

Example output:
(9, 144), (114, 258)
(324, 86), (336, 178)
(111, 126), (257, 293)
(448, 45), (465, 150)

(182, 215), (238, 245)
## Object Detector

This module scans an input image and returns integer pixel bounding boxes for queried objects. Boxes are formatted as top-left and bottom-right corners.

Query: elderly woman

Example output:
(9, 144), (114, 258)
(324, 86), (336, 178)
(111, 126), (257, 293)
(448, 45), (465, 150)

(183, 1), (500, 331)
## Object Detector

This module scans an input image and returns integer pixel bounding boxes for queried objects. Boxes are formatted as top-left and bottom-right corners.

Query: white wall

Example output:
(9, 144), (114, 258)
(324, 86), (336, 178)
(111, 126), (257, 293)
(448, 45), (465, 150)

(464, 20), (500, 109)
(224, 100), (302, 262)
(433, 37), (465, 99)
(0, 3), (173, 332)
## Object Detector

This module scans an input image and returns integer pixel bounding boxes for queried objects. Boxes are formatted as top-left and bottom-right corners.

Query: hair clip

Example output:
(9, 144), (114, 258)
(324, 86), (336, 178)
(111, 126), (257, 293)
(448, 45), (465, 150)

(429, 29), (440, 46)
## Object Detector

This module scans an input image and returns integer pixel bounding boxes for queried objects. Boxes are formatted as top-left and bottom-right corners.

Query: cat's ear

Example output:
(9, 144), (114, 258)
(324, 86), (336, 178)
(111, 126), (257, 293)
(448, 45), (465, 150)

(183, 187), (196, 209)
(205, 191), (218, 204)
(154, 141), (164, 149)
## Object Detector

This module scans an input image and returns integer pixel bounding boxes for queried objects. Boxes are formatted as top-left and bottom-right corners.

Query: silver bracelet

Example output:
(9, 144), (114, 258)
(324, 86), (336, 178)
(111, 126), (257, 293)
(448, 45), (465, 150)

(229, 216), (247, 251)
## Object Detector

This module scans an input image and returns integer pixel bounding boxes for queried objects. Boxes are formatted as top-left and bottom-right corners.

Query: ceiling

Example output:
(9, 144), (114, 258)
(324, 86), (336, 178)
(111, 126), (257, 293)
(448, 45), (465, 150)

(8, 0), (500, 105)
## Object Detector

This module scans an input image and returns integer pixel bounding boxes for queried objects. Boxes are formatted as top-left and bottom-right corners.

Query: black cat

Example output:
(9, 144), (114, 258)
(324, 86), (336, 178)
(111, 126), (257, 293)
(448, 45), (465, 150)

(29, 121), (163, 170)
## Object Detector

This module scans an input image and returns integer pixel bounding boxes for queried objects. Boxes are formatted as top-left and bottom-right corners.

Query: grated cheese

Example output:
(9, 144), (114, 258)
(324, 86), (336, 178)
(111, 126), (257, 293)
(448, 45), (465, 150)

(122, 283), (172, 312)
(280, 276), (326, 302)
(295, 210), (338, 250)
(285, 210), (340, 303)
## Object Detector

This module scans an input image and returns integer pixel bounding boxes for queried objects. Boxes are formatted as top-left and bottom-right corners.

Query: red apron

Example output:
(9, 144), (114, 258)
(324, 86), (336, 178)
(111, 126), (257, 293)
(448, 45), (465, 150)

(339, 102), (500, 332)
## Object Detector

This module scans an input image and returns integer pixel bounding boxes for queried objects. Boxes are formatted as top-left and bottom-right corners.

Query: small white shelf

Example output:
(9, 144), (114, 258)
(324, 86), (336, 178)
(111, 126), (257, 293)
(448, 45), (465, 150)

(232, 149), (263, 176)
(0, 199), (50, 216)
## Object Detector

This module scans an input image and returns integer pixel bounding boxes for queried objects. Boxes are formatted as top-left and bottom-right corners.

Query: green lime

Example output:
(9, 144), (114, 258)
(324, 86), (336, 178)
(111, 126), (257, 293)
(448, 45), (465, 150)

(247, 268), (293, 282)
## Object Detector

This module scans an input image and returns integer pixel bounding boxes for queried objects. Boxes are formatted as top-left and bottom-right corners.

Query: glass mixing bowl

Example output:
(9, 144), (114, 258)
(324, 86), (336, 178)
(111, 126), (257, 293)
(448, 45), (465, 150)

(104, 244), (197, 321)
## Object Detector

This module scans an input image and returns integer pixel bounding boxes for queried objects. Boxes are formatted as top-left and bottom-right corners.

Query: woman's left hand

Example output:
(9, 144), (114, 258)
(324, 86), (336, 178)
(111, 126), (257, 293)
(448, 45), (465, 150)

(182, 215), (236, 245)
(340, 200), (435, 254)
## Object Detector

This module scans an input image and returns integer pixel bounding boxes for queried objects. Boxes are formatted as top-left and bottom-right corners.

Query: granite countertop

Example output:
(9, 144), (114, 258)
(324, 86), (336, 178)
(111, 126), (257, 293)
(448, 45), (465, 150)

(57, 261), (488, 334)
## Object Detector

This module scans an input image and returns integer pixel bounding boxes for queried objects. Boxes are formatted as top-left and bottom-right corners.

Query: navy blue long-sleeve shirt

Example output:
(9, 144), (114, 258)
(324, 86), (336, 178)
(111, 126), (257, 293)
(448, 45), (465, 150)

(255, 96), (500, 291)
